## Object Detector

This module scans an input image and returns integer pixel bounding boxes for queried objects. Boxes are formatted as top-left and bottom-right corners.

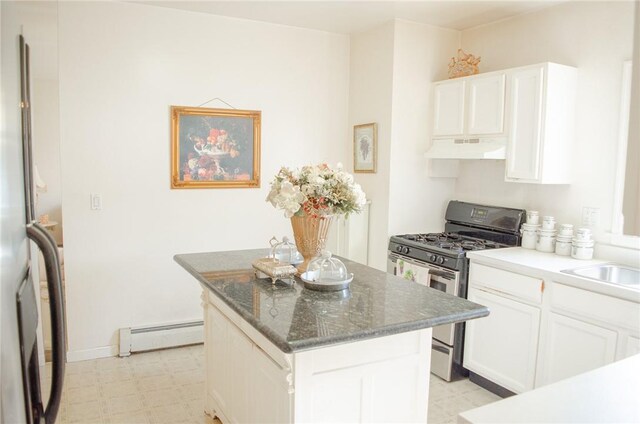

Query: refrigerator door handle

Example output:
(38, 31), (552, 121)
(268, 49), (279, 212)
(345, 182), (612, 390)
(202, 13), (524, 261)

(26, 223), (66, 423)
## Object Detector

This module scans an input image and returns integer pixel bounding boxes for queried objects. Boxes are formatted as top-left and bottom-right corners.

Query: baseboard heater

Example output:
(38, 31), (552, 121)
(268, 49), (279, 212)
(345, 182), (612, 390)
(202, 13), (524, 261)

(118, 320), (204, 357)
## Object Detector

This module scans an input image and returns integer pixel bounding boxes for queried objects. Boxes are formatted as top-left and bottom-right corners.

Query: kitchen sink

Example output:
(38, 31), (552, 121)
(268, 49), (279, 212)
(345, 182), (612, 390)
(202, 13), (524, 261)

(561, 264), (640, 286)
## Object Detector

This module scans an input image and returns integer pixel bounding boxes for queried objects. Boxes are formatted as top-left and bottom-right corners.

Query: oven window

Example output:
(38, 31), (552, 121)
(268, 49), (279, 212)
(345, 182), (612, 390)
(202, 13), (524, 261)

(430, 280), (447, 293)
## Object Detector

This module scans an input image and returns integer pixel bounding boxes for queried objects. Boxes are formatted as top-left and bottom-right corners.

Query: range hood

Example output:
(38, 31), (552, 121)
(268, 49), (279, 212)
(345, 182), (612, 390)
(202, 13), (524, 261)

(425, 137), (507, 160)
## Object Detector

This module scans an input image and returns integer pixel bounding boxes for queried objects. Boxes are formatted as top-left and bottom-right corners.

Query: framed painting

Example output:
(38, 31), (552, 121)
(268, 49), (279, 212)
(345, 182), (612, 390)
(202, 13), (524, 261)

(353, 123), (377, 173)
(171, 106), (261, 189)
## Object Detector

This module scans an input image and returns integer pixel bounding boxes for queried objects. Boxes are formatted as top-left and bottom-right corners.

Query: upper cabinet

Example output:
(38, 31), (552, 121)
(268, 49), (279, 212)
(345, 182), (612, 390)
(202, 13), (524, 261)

(432, 73), (506, 138)
(429, 63), (576, 184)
(505, 63), (577, 184)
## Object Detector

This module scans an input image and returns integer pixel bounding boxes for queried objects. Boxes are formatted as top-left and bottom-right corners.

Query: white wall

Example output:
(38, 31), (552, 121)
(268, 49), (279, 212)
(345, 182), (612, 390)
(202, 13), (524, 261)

(58, 1), (350, 360)
(388, 20), (459, 237)
(348, 22), (395, 270)
(349, 20), (459, 270)
(455, 1), (635, 239)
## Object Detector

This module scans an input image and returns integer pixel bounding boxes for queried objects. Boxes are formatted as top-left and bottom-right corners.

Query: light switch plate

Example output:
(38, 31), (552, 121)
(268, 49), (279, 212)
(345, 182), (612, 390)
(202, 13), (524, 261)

(91, 193), (102, 210)
(581, 207), (600, 228)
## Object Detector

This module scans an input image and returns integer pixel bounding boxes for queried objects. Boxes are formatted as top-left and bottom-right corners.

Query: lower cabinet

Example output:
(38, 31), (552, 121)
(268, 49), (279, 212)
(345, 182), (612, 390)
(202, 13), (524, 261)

(465, 287), (541, 393)
(206, 302), (292, 424)
(204, 292), (432, 423)
(465, 261), (640, 394)
(538, 312), (617, 386)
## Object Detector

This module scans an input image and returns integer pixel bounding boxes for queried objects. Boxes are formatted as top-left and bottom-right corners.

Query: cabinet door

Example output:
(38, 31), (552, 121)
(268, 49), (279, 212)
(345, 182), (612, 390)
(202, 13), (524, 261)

(206, 304), (230, 414)
(432, 80), (465, 136)
(468, 74), (506, 135)
(252, 345), (293, 424)
(464, 287), (541, 393)
(625, 335), (640, 358)
(506, 66), (544, 181)
(539, 312), (617, 386)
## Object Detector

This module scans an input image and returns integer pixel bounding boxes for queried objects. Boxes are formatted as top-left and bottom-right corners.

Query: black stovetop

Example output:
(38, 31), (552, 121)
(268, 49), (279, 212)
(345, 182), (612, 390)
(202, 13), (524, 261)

(395, 232), (509, 253)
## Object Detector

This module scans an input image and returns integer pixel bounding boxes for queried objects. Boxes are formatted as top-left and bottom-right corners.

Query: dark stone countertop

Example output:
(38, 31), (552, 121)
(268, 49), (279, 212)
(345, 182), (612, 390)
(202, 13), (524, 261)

(174, 249), (489, 353)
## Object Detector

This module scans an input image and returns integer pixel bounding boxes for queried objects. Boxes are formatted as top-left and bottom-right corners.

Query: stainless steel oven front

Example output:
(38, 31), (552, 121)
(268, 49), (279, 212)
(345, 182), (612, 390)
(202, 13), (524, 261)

(387, 252), (462, 381)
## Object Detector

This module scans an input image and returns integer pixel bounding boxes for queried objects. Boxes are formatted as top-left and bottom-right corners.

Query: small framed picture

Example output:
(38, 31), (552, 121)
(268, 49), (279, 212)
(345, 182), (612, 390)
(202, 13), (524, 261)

(353, 123), (377, 173)
(170, 106), (261, 189)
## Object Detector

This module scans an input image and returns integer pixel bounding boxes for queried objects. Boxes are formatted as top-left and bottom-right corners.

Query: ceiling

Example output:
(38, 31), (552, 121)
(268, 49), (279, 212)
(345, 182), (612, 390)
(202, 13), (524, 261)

(134, 0), (565, 34)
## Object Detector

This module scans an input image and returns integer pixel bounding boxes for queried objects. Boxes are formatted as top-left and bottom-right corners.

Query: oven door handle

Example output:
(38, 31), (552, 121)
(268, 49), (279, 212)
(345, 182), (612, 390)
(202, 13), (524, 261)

(393, 255), (455, 279)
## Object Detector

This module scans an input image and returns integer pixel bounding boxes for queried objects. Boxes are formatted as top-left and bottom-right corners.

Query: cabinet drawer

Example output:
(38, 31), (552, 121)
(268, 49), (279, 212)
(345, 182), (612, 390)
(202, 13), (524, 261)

(470, 263), (543, 304)
(551, 283), (640, 330)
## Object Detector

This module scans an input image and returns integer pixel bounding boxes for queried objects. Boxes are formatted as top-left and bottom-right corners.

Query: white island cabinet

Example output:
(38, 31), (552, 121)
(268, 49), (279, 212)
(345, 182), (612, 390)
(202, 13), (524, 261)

(175, 249), (489, 424)
(465, 248), (640, 394)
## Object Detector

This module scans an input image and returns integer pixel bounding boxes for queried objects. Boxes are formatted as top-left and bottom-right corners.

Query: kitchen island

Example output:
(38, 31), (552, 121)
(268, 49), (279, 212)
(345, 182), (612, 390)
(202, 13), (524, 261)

(175, 249), (489, 423)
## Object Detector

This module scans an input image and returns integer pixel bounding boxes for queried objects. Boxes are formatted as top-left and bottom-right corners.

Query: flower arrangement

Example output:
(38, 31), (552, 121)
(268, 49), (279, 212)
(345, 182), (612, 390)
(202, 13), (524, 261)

(266, 163), (367, 218)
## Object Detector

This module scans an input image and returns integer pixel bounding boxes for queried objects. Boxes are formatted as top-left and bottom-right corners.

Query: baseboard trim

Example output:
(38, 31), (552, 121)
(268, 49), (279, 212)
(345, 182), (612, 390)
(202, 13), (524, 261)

(66, 345), (118, 362)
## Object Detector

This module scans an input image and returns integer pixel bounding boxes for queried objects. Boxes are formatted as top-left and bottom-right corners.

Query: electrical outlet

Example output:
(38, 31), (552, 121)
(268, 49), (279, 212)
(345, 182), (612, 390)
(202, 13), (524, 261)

(91, 193), (102, 210)
(581, 207), (600, 228)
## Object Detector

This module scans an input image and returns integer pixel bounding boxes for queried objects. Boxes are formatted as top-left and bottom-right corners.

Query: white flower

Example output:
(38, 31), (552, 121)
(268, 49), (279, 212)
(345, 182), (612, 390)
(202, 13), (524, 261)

(266, 163), (367, 217)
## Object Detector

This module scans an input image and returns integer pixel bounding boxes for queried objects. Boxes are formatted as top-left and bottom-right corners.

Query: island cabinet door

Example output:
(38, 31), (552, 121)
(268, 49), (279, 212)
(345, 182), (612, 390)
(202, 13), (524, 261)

(293, 329), (431, 423)
(464, 287), (541, 393)
(205, 303), (254, 424)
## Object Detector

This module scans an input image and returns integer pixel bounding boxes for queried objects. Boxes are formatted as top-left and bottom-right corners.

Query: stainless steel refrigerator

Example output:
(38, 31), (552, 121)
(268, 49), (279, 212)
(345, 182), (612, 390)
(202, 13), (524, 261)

(1, 30), (66, 423)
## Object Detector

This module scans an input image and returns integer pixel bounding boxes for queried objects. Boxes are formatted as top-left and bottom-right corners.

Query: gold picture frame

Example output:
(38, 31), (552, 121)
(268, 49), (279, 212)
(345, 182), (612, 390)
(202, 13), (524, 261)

(353, 123), (377, 173)
(171, 106), (261, 189)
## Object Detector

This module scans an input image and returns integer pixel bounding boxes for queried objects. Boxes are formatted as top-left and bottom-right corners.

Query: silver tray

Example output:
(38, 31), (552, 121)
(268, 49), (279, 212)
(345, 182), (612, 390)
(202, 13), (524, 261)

(300, 272), (353, 292)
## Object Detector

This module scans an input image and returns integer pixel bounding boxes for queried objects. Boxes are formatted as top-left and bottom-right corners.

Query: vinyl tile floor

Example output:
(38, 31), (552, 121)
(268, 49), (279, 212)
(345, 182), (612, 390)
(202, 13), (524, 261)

(41, 344), (501, 423)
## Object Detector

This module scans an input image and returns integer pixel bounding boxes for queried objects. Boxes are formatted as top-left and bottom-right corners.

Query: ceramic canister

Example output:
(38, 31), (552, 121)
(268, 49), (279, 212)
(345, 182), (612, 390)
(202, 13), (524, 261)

(575, 227), (592, 241)
(542, 216), (556, 231)
(536, 229), (557, 253)
(555, 235), (572, 256)
(571, 240), (595, 260)
(558, 223), (574, 237)
(527, 210), (540, 225)
(521, 223), (539, 249)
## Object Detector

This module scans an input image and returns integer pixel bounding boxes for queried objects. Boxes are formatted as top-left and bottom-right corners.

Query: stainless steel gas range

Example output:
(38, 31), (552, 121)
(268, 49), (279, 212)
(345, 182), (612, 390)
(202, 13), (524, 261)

(387, 200), (526, 382)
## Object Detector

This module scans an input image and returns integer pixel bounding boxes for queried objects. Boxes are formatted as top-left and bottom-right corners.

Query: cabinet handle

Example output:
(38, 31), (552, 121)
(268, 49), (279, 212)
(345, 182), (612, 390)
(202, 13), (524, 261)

(541, 281), (545, 293)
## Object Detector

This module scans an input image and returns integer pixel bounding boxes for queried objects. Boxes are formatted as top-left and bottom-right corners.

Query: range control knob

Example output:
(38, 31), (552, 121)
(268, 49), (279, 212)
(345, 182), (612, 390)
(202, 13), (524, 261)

(396, 245), (402, 253)
(402, 246), (410, 254)
(437, 256), (445, 265)
(429, 254), (437, 262)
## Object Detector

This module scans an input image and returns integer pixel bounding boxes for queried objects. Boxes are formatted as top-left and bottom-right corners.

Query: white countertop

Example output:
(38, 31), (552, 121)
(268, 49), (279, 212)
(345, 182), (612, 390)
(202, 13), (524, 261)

(467, 247), (640, 302)
(459, 354), (640, 424)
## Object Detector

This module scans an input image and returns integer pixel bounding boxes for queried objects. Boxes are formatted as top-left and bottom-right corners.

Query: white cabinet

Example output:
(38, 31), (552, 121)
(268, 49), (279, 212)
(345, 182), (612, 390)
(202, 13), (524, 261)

(464, 264), (544, 393)
(539, 312), (617, 386)
(203, 289), (432, 423)
(538, 282), (640, 386)
(433, 80), (466, 136)
(205, 300), (292, 424)
(466, 259), (640, 395)
(505, 63), (576, 184)
(432, 73), (506, 138)
(468, 74), (506, 135)
(465, 287), (541, 393)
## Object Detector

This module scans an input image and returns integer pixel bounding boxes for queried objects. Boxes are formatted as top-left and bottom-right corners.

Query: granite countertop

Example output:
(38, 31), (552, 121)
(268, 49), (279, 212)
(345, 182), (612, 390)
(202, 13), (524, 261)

(467, 247), (640, 302)
(174, 249), (489, 353)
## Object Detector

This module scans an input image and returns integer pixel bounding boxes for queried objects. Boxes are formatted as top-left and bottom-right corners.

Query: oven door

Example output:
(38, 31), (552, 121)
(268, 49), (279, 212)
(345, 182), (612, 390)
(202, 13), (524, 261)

(388, 253), (460, 345)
